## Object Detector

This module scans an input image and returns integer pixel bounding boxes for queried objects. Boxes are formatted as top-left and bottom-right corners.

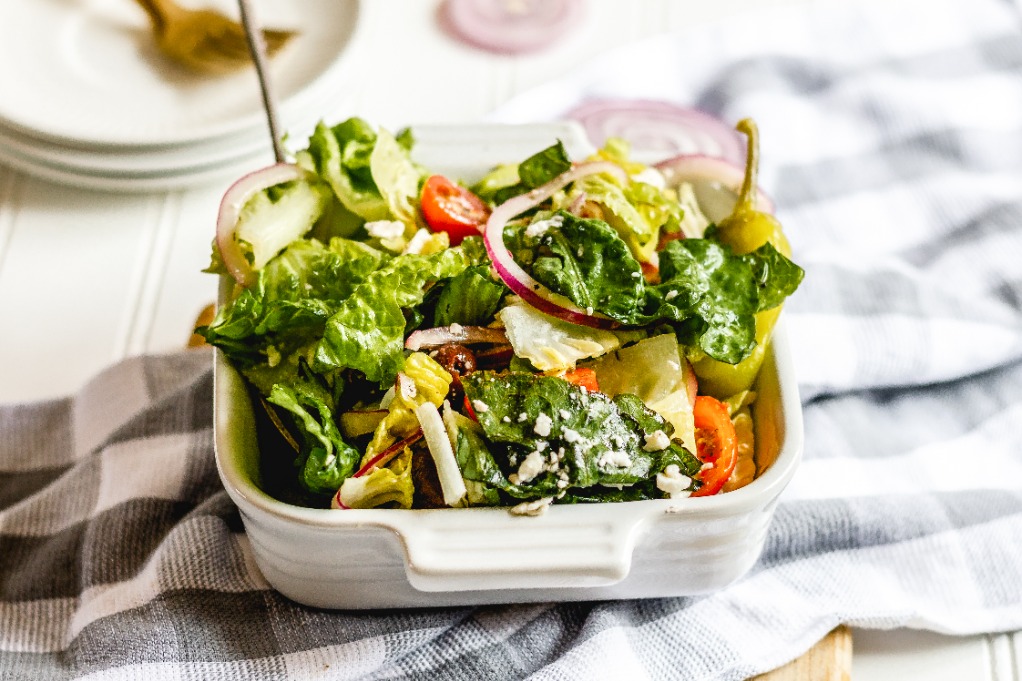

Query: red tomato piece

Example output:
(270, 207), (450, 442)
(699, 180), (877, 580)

(560, 367), (600, 392)
(420, 175), (490, 245)
(689, 395), (738, 497)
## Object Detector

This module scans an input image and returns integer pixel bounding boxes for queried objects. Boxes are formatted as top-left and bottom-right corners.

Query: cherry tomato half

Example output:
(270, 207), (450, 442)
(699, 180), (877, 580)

(420, 175), (490, 245)
(689, 395), (738, 497)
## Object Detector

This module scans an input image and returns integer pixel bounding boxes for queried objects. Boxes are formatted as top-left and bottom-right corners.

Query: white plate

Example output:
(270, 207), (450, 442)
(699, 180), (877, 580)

(212, 123), (805, 608)
(0, 134), (274, 192)
(0, 0), (361, 147)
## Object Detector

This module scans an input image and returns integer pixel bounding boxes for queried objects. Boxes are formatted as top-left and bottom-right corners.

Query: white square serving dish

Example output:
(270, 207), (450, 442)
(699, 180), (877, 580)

(212, 122), (804, 609)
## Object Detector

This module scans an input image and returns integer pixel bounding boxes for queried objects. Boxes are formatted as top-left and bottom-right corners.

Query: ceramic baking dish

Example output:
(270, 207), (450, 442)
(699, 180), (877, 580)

(212, 122), (804, 609)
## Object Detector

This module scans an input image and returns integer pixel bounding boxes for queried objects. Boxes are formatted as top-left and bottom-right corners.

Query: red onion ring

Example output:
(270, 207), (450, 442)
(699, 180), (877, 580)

(405, 325), (508, 351)
(483, 161), (627, 329)
(216, 163), (309, 288)
(439, 0), (584, 55)
(654, 154), (775, 222)
(566, 100), (746, 166)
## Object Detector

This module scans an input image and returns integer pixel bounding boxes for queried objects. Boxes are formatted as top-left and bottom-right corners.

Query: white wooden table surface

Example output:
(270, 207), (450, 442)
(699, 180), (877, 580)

(0, 0), (1017, 677)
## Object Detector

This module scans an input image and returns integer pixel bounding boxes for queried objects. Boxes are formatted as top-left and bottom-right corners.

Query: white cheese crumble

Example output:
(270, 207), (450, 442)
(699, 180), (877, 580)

(365, 220), (405, 239)
(533, 413), (553, 437)
(449, 322), (464, 334)
(512, 449), (546, 484)
(471, 399), (489, 413)
(558, 409), (572, 420)
(597, 450), (632, 469)
(402, 228), (432, 255)
(643, 430), (671, 452)
(562, 428), (581, 443)
(664, 290), (679, 301)
(517, 412), (529, 422)
(509, 496), (553, 517)
(524, 214), (564, 238)
(657, 464), (692, 498)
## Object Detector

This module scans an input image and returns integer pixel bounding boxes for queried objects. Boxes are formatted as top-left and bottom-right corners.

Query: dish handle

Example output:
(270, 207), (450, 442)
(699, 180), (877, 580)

(397, 504), (651, 592)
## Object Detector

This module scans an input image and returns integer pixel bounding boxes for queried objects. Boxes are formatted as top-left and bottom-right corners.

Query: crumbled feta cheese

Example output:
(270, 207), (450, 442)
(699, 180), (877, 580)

(657, 464), (693, 498)
(509, 496), (553, 517)
(643, 430), (671, 452)
(365, 220), (405, 239)
(558, 409), (572, 420)
(562, 428), (581, 443)
(514, 449), (546, 484)
(597, 450), (632, 469)
(524, 214), (563, 238)
(631, 271), (641, 278)
(402, 228), (432, 254)
(502, 415), (511, 423)
(534, 413), (553, 437)
(664, 290), (679, 301)
(631, 166), (666, 189)
(517, 412), (529, 422)
(471, 399), (489, 413)
(701, 462), (714, 471)
(449, 322), (464, 334)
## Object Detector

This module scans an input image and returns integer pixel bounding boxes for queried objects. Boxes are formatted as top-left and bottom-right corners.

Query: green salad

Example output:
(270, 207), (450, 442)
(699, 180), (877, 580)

(198, 116), (803, 512)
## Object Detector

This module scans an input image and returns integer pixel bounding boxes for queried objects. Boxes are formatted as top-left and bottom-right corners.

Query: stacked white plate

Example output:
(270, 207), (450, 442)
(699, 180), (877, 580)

(0, 0), (362, 192)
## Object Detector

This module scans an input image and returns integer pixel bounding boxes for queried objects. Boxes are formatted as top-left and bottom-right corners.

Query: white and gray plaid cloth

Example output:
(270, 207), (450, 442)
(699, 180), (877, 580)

(3, 0), (1022, 678)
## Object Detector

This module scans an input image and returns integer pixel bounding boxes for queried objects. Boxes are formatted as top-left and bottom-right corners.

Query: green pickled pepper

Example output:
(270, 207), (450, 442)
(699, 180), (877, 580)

(691, 118), (791, 398)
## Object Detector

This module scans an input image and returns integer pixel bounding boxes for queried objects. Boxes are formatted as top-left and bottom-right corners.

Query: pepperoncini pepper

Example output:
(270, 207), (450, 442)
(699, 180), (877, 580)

(691, 118), (791, 398)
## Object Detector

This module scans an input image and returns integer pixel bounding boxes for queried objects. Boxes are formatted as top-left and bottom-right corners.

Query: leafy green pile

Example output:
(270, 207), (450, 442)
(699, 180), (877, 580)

(199, 117), (803, 510)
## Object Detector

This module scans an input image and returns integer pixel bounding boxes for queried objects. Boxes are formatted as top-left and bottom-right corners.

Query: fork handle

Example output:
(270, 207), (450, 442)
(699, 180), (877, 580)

(130, 0), (175, 32)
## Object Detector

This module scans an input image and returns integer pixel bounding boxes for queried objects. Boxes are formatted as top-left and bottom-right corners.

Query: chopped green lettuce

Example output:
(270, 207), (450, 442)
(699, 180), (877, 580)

(314, 247), (474, 384)
(305, 118), (422, 224)
(338, 447), (415, 509)
(268, 381), (360, 496)
(433, 265), (506, 327)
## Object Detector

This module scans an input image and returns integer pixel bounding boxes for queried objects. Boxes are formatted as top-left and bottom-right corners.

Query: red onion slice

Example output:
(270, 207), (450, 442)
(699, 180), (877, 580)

(566, 100), (746, 166)
(439, 0), (584, 55)
(483, 161), (627, 330)
(405, 325), (509, 351)
(216, 163), (308, 288)
(654, 154), (775, 223)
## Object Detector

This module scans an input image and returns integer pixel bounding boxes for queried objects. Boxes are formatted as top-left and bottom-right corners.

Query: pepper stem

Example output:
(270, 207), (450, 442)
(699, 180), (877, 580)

(735, 118), (759, 212)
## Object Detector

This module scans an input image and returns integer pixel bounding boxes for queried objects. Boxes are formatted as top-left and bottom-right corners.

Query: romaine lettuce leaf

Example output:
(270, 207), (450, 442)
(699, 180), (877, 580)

(338, 447), (415, 509)
(496, 299), (624, 372)
(314, 248), (473, 384)
(473, 141), (572, 204)
(433, 265), (506, 327)
(305, 118), (422, 224)
(200, 238), (390, 370)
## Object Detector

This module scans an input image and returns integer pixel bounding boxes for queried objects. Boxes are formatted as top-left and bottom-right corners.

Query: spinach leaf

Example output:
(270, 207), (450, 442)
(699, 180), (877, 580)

(268, 380), (360, 496)
(505, 211), (646, 321)
(461, 371), (700, 500)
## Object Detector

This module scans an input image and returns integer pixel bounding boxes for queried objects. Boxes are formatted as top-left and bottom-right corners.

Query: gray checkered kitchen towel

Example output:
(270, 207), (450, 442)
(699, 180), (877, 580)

(3, 0), (1022, 678)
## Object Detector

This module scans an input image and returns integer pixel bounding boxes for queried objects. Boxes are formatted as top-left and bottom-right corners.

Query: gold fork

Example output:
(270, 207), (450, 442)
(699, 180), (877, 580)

(132, 0), (296, 75)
